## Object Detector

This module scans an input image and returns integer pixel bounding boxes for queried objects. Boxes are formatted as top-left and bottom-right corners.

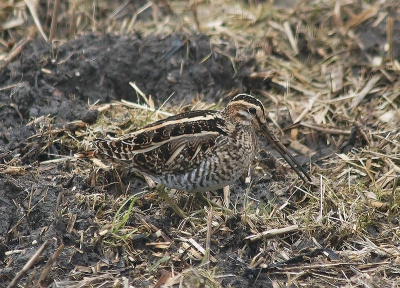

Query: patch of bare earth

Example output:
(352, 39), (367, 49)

(1, 0), (400, 287)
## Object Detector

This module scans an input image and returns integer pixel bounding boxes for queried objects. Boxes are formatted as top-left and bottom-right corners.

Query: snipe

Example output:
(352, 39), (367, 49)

(92, 94), (310, 192)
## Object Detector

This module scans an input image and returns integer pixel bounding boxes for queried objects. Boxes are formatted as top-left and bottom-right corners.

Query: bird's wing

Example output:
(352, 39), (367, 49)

(93, 110), (228, 175)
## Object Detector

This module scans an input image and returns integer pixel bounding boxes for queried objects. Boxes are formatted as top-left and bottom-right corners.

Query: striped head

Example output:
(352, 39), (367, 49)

(222, 94), (267, 129)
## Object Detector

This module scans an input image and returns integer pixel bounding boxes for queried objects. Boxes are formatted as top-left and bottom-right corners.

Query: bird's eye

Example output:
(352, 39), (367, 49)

(248, 107), (257, 114)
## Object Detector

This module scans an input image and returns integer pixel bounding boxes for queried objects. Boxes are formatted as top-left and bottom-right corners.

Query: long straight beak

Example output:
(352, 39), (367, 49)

(261, 126), (311, 183)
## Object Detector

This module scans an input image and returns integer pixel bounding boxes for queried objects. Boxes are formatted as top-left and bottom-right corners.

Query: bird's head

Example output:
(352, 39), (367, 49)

(223, 94), (268, 129)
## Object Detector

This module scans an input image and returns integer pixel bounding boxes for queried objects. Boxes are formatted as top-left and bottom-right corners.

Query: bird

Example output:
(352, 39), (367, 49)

(91, 94), (311, 193)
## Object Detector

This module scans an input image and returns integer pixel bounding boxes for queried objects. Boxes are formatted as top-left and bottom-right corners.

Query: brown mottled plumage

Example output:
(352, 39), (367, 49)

(93, 94), (310, 192)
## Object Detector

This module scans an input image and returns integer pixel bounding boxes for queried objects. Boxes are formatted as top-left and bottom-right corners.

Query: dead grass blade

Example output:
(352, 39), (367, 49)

(23, 0), (48, 41)
(0, 37), (32, 71)
(6, 239), (52, 288)
(245, 225), (299, 242)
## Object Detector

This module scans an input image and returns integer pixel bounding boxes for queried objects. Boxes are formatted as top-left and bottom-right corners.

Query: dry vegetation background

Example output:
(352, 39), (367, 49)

(1, 0), (400, 287)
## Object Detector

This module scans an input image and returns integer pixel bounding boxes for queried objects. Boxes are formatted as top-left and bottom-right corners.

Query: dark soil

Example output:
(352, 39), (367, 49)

(0, 33), (313, 287)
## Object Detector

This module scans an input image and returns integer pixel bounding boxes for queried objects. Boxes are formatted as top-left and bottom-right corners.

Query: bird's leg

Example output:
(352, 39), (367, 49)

(194, 191), (209, 205)
(142, 175), (187, 218)
(156, 184), (187, 219)
(195, 191), (231, 213)
(245, 165), (252, 188)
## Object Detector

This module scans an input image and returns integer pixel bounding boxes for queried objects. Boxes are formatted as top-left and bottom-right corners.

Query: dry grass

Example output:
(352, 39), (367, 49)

(1, 0), (400, 287)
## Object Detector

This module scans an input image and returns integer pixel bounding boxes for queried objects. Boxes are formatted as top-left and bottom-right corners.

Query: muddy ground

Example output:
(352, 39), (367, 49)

(0, 33), (318, 287)
(1, 1), (400, 287)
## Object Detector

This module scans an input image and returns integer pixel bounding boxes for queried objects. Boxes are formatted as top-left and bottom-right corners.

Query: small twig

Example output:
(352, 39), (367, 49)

(300, 122), (351, 135)
(317, 174), (324, 223)
(0, 83), (20, 91)
(9, 103), (24, 122)
(24, 0), (48, 41)
(7, 239), (52, 288)
(129, 81), (146, 99)
(120, 99), (173, 117)
(245, 225), (299, 242)
(351, 75), (381, 108)
(191, 1), (201, 32)
(205, 207), (212, 269)
(107, 0), (130, 21)
(386, 17), (394, 62)
(37, 243), (65, 285)
(48, 0), (61, 43)
(223, 185), (230, 208)
(154, 270), (171, 288)
(127, 2), (153, 32)
(283, 21), (298, 55)
(68, 3), (77, 37)
(0, 38), (32, 71)
(346, 6), (378, 29)
(293, 93), (321, 123)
